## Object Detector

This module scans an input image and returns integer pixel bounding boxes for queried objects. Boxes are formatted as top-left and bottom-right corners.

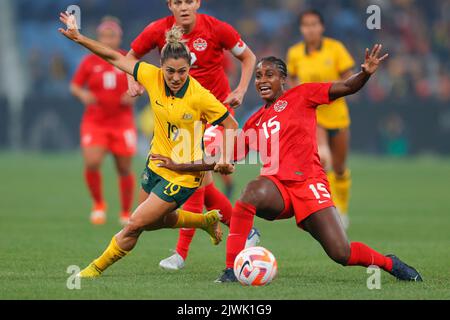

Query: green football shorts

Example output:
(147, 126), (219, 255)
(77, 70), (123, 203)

(140, 166), (197, 207)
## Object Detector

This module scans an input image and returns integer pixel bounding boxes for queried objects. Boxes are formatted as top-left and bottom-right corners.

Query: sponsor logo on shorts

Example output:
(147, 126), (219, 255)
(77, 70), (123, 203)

(193, 38), (208, 52)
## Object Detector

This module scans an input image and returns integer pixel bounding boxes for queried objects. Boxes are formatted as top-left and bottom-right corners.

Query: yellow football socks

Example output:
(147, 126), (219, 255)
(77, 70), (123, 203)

(77, 236), (129, 278)
(173, 209), (208, 228)
(93, 236), (129, 271)
(328, 169), (352, 215)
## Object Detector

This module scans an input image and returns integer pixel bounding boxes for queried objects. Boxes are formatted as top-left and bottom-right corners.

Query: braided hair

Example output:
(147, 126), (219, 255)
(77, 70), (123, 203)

(257, 56), (288, 78)
(161, 26), (191, 65)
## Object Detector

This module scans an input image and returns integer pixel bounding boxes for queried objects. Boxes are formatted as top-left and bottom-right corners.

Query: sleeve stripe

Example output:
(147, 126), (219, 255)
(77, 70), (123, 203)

(231, 41), (247, 57)
(133, 61), (142, 82)
(211, 111), (230, 126)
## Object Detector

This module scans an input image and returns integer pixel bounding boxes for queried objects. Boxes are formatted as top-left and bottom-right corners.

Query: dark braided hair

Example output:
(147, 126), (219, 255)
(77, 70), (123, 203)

(161, 26), (191, 65)
(257, 56), (288, 78)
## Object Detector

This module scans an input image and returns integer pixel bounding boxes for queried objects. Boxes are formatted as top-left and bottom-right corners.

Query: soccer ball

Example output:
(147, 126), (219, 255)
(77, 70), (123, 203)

(233, 246), (278, 286)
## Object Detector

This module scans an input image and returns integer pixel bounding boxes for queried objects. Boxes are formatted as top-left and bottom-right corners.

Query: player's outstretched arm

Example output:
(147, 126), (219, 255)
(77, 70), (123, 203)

(329, 44), (388, 100)
(224, 48), (257, 109)
(126, 50), (146, 97)
(58, 12), (136, 76)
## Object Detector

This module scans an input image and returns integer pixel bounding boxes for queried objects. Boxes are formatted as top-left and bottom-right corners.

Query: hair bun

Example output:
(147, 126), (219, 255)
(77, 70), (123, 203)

(165, 26), (184, 47)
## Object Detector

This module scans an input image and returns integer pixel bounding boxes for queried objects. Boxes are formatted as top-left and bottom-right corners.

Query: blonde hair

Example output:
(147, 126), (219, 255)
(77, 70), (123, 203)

(161, 26), (191, 64)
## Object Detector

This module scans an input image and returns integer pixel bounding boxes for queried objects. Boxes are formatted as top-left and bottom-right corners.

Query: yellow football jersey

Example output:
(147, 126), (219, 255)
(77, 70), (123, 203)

(134, 62), (229, 188)
(287, 37), (355, 129)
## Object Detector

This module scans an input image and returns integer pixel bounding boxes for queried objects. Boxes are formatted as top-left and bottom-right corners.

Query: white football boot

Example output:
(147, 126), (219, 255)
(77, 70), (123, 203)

(159, 251), (185, 271)
(245, 227), (261, 248)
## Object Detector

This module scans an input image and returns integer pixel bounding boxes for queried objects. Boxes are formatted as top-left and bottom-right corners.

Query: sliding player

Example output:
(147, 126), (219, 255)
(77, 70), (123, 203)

(215, 47), (423, 282)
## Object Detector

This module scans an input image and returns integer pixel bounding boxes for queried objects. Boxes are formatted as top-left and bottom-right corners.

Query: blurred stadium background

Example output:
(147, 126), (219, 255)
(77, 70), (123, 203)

(1, 0), (449, 300)
(1, 0), (449, 154)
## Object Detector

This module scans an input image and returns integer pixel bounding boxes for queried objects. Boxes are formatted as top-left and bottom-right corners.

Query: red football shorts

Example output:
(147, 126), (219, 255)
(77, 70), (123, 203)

(81, 123), (137, 157)
(262, 175), (335, 228)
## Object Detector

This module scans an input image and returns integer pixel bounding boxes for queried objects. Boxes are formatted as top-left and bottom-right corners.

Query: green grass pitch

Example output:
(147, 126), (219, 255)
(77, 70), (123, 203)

(0, 153), (449, 300)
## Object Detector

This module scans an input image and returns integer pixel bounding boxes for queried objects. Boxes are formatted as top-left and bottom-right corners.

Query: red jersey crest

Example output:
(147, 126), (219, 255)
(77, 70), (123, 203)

(193, 38), (208, 51)
(274, 100), (288, 112)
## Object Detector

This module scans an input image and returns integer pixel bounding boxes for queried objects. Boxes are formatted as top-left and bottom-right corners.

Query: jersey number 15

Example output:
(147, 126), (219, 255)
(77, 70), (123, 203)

(262, 116), (281, 139)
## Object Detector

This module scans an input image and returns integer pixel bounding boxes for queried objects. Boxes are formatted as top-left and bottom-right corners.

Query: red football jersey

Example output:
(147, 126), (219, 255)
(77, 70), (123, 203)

(131, 14), (246, 103)
(238, 83), (333, 181)
(72, 51), (134, 128)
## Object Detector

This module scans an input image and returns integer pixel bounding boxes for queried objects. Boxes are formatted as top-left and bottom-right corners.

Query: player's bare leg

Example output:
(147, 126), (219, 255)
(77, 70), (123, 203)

(220, 173), (235, 199)
(328, 128), (351, 229)
(138, 188), (150, 206)
(216, 177), (283, 282)
(78, 193), (223, 278)
(302, 206), (422, 281)
(83, 146), (108, 224)
(113, 155), (135, 225)
(317, 126), (332, 171)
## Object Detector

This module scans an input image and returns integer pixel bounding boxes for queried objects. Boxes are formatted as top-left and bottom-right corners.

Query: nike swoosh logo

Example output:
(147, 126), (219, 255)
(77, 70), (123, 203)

(155, 100), (164, 107)
(318, 200), (329, 204)
(239, 261), (250, 278)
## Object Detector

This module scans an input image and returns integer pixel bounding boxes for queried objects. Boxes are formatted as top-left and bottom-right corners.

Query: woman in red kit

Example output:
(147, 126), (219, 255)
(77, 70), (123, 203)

(71, 17), (137, 226)
(126, 0), (259, 270)
(211, 45), (423, 283)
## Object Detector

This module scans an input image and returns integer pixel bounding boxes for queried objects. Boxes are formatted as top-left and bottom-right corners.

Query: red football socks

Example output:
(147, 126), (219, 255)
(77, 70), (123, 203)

(176, 187), (205, 260)
(84, 169), (103, 205)
(119, 174), (135, 213)
(204, 183), (232, 226)
(226, 201), (256, 268)
(347, 242), (393, 272)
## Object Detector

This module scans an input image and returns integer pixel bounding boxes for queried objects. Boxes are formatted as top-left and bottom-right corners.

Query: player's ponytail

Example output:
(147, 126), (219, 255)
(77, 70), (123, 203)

(161, 26), (191, 65)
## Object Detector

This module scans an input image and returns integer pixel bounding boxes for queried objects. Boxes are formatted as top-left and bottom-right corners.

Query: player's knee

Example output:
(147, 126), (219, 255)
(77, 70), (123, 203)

(239, 181), (268, 209)
(124, 218), (145, 237)
(332, 163), (347, 177)
(85, 161), (101, 171)
(117, 166), (132, 177)
(328, 244), (351, 266)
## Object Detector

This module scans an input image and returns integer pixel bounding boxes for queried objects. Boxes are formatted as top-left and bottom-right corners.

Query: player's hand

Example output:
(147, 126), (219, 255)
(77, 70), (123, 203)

(224, 88), (246, 109)
(58, 12), (81, 42)
(127, 74), (145, 97)
(81, 90), (96, 106)
(121, 92), (136, 106)
(150, 154), (179, 171)
(214, 163), (235, 175)
(361, 44), (389, 75)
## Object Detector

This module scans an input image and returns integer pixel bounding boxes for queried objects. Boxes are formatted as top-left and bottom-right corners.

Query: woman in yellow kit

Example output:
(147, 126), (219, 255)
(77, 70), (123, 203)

(58, 12), (238, 278)
(287, 10), (355, 229)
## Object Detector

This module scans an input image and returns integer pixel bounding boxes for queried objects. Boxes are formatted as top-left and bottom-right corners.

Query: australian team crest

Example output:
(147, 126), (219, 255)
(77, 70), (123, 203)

(274, 100), (288, 112)
(193, 38), (208, 51)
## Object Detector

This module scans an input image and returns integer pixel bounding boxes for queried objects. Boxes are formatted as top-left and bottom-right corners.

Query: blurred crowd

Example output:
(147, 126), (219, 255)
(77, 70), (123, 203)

(14, 0), (450, 104)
